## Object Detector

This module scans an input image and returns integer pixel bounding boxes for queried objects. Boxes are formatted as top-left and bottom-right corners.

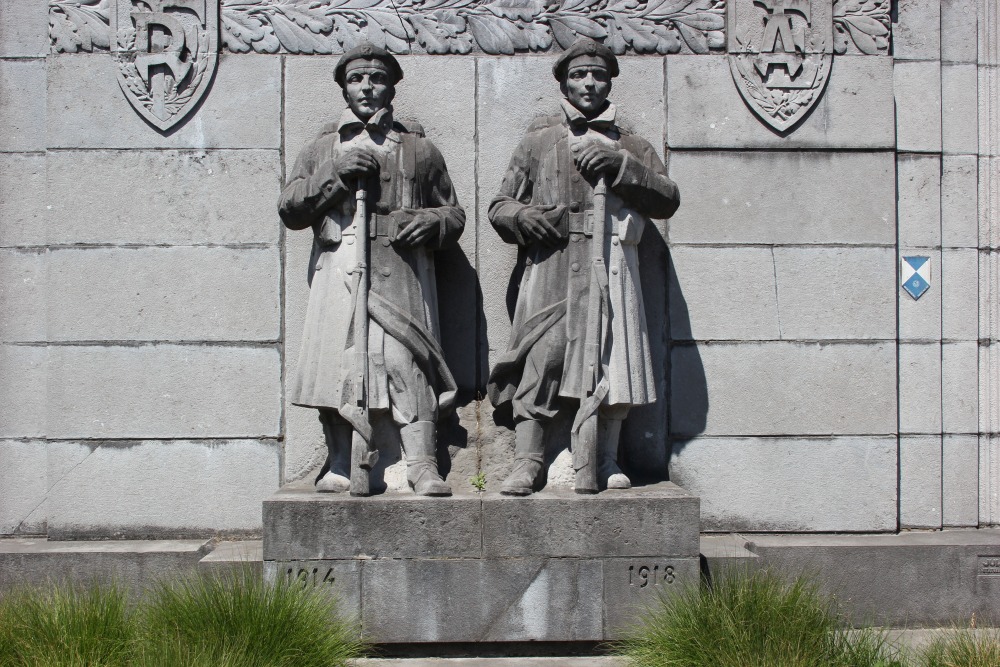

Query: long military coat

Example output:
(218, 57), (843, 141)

(487, 102), (680, 418)
(279, 108), (464, 423)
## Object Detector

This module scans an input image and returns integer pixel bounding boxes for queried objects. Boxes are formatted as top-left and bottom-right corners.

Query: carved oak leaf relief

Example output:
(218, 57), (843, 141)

(832, 0), (889, 55)
(51, 0), (726, 54)
(50, 0), (111, 53)
(50, 0), (889, 57)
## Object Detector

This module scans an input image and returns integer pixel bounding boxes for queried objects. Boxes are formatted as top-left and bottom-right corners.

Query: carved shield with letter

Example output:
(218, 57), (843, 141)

(727, 0), (833, 132)
(110, 0), (218, 132)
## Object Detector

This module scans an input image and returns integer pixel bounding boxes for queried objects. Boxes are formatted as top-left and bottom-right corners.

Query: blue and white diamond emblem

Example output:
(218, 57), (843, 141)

(901, 256), (931, 300)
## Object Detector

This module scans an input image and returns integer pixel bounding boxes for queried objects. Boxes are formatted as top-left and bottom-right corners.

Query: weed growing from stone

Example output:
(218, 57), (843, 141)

(470, 471), (487, 492)
(616, 567), (906, 667)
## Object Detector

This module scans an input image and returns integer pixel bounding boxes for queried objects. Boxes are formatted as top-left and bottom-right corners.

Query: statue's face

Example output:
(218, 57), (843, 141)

(561, 56), (611, 117)
(343, 60), (394, 121)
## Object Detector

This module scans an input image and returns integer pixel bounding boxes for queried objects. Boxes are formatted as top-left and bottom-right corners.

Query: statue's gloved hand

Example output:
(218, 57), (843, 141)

(516, 204), (562, 247)
(394, 209), (439, 247)
(573, 145), (625, 180)
(334, 149), (379, 180)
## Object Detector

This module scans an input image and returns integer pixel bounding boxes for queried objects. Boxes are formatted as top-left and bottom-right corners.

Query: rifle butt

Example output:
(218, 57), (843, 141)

(572, 414), (599, 494)
(349, 430), (374, 496)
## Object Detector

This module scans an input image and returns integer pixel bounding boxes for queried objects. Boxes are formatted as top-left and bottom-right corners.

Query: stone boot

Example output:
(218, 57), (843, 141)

(402, 421), (452, 496)
(316, 410), (351, 493)
(501, 419), (545, 496)
(598, 418), (631, 490)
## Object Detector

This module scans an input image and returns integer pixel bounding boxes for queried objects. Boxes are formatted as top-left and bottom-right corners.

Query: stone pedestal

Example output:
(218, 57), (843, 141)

(262, 481), (700, 644)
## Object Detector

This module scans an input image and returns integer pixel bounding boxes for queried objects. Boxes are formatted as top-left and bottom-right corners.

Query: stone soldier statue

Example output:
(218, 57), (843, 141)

(279, 44), (465, 496)
(487, 38), (680, 495)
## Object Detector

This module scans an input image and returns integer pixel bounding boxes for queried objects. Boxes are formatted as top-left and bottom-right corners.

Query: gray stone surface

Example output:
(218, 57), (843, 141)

(199, 540), (263, 574)
(603, 557), (699, 638)
(0, 153), (45, 248)
(899, 343), (942, 434)
(942, 248), (979, 340)
(982, 69), (1000, 155)
(46, 345), (280, 438)
(899, 248), (942, 341)
(699, 534), (758, 573)
(900, 434), (944, 529)
(943, 435), (980, 527)
(898, 154), (942, 248)
(668, 246), (779, 341)
(0, 538), (208, 593)
(894, 61), (943, 153)
(0, 440), (46, 535)
(47, 55), (280, 149)
(942, 0), (980, 64)
(942, 155), (980, 247)
(943, 342), (980, 435)
(980, 434), (999, 525)
(670, 342), (896, 437)
(894, 0), (941, 61)
(745, 530), (1000, 626)
(982, 159), (1000, 244)
(47, 247), (280, 342)
(670, 437), (898, 532)
(361, 558), (605, 642)
(0, 59), (46, 152)
(45, 440), (279, 539)
(263, 481), (484, 560)
(264, 559), (361, 622)
(668, 246), (899, 342)
(772, 247), (896, 341)
(981, 1), (1000, 66)
(665, 56), (894, 149)
(0, 344), (45, 438)
(482, 484), (699, 558)
(943, 64), (980, 155)
(0, 249), (45, 342)
(0, 0), (48, 57)
(667, 151), (895, 245)
(46, 150), (282, 245)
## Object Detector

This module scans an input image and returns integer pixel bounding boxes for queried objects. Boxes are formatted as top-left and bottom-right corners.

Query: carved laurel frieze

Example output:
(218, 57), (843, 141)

(50, 0), (889, 57)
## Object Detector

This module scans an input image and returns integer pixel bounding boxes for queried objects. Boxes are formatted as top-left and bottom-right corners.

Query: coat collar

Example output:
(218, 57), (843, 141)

(561, 99), (617, 131)
(337, 106), (395, 138)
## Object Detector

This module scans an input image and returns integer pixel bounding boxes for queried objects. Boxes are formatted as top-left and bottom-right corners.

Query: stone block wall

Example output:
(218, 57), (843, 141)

(1, 0), (998, 537)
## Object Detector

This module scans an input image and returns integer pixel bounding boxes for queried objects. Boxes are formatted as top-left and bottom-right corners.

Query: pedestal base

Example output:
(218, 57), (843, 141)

(263, 481), (700, 643)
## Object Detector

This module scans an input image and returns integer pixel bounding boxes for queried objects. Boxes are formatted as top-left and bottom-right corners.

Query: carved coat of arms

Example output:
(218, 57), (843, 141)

(110, 0), (218, 131)
(727, 0), (833, 132)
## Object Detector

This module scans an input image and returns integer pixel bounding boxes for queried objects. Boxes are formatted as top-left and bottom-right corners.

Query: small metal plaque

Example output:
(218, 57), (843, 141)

(901, 256), (931, 300)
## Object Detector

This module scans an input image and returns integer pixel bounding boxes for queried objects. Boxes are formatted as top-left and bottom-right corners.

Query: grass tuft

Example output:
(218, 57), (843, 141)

(136, 566), (362, 667)
(617, 567), (905, 667)
(920, 628), (1000, 667)
(0, 579), (137, 667)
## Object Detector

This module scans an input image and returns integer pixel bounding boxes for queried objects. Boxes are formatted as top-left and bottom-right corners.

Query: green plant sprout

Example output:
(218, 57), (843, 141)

(470, 472), (487, 492)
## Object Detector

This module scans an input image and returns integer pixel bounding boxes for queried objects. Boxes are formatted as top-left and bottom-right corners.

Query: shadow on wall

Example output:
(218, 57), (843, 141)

(434, 241), (482, 480)
(484, 219), (709, 486)
(666, 248), (709, 468)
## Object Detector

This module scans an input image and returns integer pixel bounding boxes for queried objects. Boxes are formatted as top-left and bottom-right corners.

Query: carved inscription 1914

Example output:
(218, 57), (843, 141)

(110, 0), (218, 131)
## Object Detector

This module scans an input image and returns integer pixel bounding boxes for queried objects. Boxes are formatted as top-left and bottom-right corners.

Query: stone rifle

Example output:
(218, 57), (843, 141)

(571, 174), (610, 494)
(349, 181), (379, 496)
